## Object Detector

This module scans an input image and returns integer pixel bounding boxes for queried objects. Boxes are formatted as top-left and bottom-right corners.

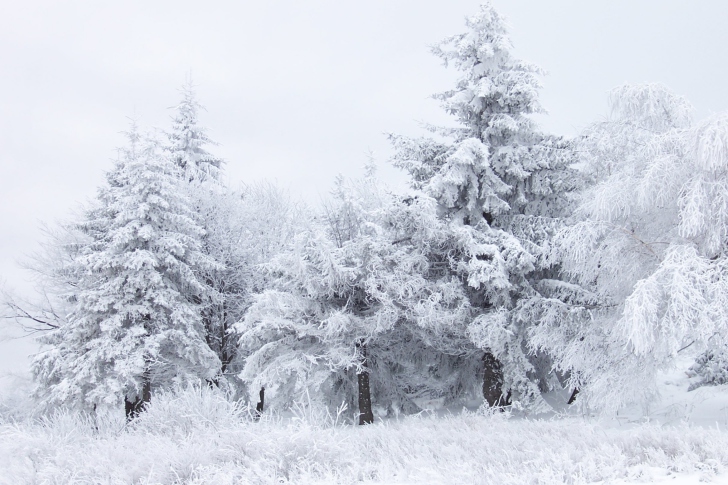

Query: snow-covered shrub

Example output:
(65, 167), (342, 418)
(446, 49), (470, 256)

(688, 348), (728, 390)
(130, 384), (253, 437)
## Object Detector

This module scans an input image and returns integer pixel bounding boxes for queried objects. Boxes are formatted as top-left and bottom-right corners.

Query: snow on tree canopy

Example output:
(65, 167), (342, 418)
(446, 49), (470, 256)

(389, 2), (575, 226)
(532, 83), (728, 412)
(388, 2), (579, 412)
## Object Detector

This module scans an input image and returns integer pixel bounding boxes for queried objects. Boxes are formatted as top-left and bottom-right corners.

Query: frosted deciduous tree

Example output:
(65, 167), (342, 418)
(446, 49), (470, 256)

(196, 181), (307, 396)
(1, 220), (88, 335)
(389, 2), (577, 410)
(32, 124), (220, 416)
(534, 83), (728, 411)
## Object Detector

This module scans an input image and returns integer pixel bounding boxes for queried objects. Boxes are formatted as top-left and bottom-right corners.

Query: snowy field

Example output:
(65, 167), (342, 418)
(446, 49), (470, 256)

(2, 361), (728, 485)
(1, 399), (727, 484)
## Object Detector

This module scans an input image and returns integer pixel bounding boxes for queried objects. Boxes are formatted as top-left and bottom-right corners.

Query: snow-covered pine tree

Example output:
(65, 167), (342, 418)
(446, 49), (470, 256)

(32, 123), (220, 416)
(389, 2), (577, 410)
(237, 174), (396, 424)
(532, 83), (728, 412)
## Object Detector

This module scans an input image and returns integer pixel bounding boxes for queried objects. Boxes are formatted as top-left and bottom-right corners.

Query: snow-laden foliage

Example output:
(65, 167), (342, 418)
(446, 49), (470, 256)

(32, 124), (220, 412)
(6, 86), (306, 414)
(238, 159), (568, 415)
(238, 170), (494, 416)
(2, 82), (228, 337)
(388, 2), (579, 411)
(202, 182), (308, 397)
(533, 83), (728, 411)
(688, 349), (728, 390)
(389, 3), (576, 224)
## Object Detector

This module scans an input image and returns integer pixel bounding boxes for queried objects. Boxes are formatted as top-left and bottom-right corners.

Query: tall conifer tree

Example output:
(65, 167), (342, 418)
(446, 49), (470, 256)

(165, 81), (240, 390)
(389, 3), (577, 409)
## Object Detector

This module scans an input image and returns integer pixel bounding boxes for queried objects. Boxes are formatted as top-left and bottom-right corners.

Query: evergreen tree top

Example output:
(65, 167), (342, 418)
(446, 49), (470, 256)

(390, 2), (578, 225)
(432, 2), (544, 141)
(167, 79), (224, 183)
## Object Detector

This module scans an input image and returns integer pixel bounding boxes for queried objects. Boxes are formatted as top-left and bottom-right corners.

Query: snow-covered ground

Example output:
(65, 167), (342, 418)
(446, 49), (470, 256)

(2, 403), (727, 484)
(603, 354), (728, 431)
(1, 357), (727, 485)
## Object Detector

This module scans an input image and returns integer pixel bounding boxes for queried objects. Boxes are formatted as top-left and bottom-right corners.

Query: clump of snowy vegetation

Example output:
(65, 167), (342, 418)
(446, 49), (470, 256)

(689, 349), (728, 390)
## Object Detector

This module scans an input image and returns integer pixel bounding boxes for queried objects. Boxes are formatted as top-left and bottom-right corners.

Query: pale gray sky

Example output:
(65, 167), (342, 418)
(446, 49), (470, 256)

(2, 0), (728, 388)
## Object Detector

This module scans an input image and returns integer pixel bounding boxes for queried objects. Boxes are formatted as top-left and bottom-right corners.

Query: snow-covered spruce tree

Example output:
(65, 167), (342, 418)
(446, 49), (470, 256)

(532, 83), (728, 412)
(389, 3), (577, 410)
(32, 123), (220, 416)
(237, 170), (485, 422)
(3, 81), (224, 341)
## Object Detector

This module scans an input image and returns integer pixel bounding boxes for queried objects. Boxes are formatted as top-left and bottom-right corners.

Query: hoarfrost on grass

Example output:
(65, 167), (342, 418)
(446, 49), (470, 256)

(1, 385), (728, 484)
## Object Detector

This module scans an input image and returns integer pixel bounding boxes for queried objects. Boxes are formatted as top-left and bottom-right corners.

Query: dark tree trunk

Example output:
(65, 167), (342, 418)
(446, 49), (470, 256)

(220, 306), (235, 376)
(482, 351), (508, 407)
(356, 340), (374, 425)
(254, 387), (265, 421)
(124, 372), (151, 421)
(567, 387), (579, 405)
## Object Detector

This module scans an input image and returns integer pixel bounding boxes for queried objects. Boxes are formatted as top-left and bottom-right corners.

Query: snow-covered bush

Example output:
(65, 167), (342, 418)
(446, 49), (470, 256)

(130, 384), (254, 437)
(688, 348), (728, 390)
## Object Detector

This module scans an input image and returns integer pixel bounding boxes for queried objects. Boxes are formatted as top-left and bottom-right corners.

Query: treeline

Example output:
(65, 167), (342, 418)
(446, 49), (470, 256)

(5, 3), (728, 422)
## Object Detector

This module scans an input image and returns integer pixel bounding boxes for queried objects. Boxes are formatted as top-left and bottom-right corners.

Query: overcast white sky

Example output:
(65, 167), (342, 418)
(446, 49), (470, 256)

(2, 0), (728, 386)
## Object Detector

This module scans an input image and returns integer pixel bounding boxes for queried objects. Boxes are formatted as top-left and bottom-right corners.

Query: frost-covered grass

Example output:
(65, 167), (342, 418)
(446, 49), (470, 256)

(1, 386), (728, 484)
